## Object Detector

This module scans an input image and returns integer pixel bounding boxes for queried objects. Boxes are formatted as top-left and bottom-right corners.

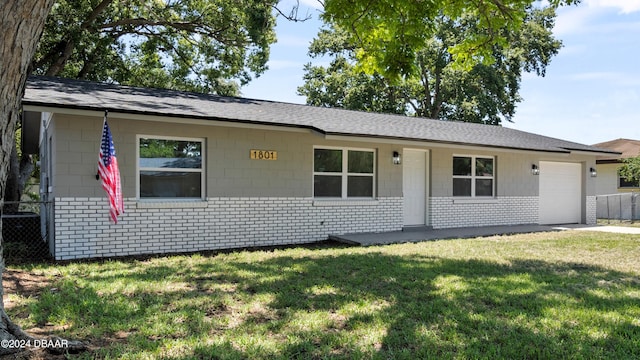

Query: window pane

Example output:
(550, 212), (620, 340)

(476, 179), (493, 196)
(453, 178), (472, 196)
(140, 171), (202, 198)
(348, 151), (374, 173)
(476, 158), (494, 177)
(347, 176), (373, 197)
(620, 176), (640, 188)
(314, 149), (342, 172)
(314, 175), (342, 197)
(139, 139), (202, 169)
(453, 157), (472, 176)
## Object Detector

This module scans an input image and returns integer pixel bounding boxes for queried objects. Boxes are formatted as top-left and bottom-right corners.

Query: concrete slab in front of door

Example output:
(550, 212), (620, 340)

(330, 224), (560, 246)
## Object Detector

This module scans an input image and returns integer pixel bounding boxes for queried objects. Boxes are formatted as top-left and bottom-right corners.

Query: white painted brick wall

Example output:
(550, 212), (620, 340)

(430, 196), (539, 229)
(53, 197), (403, 260)
(586, 196), (596, 225)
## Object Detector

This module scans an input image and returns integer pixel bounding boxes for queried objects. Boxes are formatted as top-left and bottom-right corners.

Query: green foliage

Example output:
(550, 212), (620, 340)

(321, 0), (579, 80)
(32, 0), (279, 95)
(299, 6), (562, 125)
(8, 231), (640, 358)
(139, 138), (201, 159)
(618, 156), (640, 185)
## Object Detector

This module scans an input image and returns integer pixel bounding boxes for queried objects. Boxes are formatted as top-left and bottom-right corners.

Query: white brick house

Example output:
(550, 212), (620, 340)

(22, 77), (618, 260)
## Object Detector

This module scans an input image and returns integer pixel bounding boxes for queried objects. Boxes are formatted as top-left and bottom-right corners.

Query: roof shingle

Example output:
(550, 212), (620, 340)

(23, 76), (618, 155)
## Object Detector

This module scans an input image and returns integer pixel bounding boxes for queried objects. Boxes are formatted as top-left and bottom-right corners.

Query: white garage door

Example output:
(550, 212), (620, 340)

(539, 161), (582, 224)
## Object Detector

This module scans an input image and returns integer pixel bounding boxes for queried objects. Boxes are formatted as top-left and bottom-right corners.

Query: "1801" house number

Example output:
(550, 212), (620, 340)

(250, 149), (278, 160)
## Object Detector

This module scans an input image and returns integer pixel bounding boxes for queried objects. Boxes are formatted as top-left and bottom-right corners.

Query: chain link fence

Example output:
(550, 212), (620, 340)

(2, 201), (53, 264)
(596, 193), (639, 223)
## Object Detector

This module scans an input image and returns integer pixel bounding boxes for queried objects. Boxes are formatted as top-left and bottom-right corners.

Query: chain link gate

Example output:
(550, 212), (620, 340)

(2, 201), (53, 264)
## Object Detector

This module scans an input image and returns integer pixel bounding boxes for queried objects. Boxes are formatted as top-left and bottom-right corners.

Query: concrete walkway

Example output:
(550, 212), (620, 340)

(330, 224), (640, 246)
(554, 224), (640, 234)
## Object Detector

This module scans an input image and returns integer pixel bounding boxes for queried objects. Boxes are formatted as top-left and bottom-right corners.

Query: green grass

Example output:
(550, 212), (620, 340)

(7, 231), (640, 359)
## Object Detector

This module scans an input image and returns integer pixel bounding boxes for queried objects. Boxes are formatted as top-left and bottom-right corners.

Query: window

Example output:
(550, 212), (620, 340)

(138, 136), (204, 199)
(453, 156), (494, 197)
(314, 148), (375, 198)
(619, 176), (640, 188)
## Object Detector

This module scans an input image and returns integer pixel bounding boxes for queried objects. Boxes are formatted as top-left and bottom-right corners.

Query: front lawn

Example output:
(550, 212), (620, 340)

(5, 231), (640, 359)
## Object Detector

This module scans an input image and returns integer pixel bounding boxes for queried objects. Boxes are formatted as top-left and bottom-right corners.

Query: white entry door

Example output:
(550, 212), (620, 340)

(403, 149), (429, 226)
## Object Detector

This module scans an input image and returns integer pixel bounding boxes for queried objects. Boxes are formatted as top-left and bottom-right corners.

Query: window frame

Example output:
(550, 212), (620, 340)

(619, 175), (640, 189)
(452, 155), (495, 198)
(136, 135), (206, 200)
(313, 146), (376, 199)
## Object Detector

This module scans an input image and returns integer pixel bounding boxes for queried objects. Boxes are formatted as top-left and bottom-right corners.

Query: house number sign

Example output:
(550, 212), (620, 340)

(250, 149), (278, 160)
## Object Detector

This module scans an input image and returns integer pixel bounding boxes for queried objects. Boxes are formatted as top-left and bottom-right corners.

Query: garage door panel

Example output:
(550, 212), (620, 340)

(539, 162), (581, 224)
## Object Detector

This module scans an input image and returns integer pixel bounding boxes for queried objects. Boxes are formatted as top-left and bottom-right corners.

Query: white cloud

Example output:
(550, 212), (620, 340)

(300, 0), (324, 10)
(586, 0), (640, 14)
(553, 4), (597, 35)
(554, 1), (640, 36)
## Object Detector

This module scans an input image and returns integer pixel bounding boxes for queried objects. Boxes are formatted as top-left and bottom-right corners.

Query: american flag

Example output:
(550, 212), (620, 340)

(98, 115), (124, 223)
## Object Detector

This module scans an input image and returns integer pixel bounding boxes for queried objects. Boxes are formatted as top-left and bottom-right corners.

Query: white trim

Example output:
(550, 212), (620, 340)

(313, 146), (377, 199)
(136, 200), (209, 209)
(452, 154), (495, 198)
(313, 200), (380, 206)
(452, 198), (500, 204)
(136, 135), (206, 200)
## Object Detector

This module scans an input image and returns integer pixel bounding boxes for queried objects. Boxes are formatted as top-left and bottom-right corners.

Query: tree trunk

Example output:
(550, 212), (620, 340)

(3, 143), (35, 214)
(0, 0), (55, 354)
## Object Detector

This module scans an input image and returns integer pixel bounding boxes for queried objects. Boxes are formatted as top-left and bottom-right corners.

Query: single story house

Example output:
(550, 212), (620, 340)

(593, 138), (640, 195)
(22, 76), (618, 260)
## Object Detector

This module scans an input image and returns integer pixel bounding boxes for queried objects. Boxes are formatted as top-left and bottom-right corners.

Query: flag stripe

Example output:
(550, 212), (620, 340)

(98, 117), (124, 223)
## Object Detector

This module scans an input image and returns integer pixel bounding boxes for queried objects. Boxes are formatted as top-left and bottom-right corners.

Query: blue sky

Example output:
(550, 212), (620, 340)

(241, 0), (640, 145)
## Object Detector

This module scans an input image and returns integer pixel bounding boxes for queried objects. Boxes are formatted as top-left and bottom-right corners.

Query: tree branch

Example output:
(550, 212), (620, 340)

(273, 0), (313, 22)
(38, 0), (114, 76)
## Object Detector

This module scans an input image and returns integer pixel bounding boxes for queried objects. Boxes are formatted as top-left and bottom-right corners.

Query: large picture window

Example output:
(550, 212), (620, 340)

(453, 155), (494, 197)
(138, 136), (204, 199)
(314, 147), (375, 198)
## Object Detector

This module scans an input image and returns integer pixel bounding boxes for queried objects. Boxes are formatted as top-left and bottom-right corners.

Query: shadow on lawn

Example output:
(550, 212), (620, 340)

(16, 250), (640, 359)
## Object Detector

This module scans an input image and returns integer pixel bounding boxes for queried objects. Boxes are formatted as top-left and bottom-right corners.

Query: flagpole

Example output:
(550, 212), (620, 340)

(96, 110), (108, 181)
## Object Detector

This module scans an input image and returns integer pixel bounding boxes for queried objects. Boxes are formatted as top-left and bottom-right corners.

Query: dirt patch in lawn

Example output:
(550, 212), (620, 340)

(1, 269), (87, 360)
(2, 268), (57, 309)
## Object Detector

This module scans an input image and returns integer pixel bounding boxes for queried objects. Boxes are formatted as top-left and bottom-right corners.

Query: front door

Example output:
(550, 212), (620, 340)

(403, 149), (428, 226)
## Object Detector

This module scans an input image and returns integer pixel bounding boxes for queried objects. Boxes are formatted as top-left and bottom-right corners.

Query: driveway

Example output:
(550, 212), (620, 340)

(554, 224), (640, 234)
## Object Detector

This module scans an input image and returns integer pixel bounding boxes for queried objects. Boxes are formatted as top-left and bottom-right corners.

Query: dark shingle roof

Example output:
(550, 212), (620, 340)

(23, 76), (618, 155)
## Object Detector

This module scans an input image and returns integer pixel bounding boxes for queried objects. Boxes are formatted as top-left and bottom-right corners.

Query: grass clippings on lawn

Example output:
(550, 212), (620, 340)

(4, 230), (640, 359)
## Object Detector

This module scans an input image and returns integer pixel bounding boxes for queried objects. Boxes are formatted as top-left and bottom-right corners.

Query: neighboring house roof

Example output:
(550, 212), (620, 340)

(592, 138), (640, 163)
(23, 76), (619, 155)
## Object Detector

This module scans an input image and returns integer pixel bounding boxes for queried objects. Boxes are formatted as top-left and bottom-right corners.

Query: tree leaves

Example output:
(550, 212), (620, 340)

(299, 6), (563, 125)
(619, 156), (640, 186)
(322, 0), (579, 79)
(31, 0), (279, 95)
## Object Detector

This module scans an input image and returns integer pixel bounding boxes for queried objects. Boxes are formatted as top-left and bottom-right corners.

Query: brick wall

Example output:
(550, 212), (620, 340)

(586, 195), (596, 225)
(53, 197), (403, 260)
(430, 196), (539, 229)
